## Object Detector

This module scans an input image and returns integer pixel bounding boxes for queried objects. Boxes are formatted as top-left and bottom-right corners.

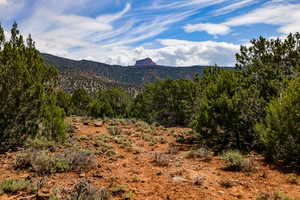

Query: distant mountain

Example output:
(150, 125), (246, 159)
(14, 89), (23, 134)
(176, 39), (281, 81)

(135, 58), (157, 66)
(41, 53), (219, 95)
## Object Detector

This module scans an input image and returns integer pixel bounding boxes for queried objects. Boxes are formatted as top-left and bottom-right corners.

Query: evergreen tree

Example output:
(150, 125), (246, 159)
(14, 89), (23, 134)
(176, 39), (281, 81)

(0, 23), (65, 151)
(95, 88), (133, 118)
(191, 67), (264, 151)
(71, 88), (92, 115)
(134, 79), (198, 127)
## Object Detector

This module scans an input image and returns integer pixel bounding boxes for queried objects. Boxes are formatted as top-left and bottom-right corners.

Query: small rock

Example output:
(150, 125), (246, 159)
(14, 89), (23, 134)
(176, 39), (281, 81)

(36, 190), (51, 200)
(79, 173), (85, 178)
(218, 190), (225, 195)
(94, 122), (103, 127)
(172, 176), (188, 182)
(83, 121), (89, 125)
(93, 172), (103, 178)
(156, 171), (162, 176)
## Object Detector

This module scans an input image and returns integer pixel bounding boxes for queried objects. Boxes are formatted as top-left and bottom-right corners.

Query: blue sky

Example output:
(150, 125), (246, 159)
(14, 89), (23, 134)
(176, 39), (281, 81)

(0, 0), (299, 66)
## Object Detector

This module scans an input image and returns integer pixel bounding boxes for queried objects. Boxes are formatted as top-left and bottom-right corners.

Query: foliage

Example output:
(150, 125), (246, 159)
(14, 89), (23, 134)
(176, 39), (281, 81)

(0, 23), (65, 151)
(134, 79), (198, 127)
(256, 76), (300, 165)
(221, 150), (245, 171)
(56, 90), (72, 116)
(191, 67), (265, 151)
(71, 88), (92, 115)
(87, 100), (113, 118)
(256, 192), (297, 200)
(0, 178), (35, 194)
(89, 88), (133, 118)
(67, 179), (111, 200)
(14, 149), (95, 175)
(236, 33), (300, 101)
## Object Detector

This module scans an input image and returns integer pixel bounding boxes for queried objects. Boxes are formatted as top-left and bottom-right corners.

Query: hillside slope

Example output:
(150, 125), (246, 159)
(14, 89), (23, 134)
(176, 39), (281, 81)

(42, 53), (210, 93)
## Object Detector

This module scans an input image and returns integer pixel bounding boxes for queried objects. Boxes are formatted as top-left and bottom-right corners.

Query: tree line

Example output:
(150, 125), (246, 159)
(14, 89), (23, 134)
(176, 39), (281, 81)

(1, 23), (300, 166)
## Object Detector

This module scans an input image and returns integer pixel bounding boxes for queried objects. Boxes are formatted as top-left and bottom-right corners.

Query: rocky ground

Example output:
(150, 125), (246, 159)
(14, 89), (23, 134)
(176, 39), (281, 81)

(0, 117), (299, 200)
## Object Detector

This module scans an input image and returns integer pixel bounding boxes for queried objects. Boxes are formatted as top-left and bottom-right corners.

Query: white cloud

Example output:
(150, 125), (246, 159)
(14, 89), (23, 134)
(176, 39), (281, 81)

(96, 3), (131, 23)
(0, 0), (7, 4)
(50, 39), (239, 67)
(213, 0), (258, 16)
(225, 2), (300, 34)
(185, 1), (300, 36)
(184, 23), (231, 35)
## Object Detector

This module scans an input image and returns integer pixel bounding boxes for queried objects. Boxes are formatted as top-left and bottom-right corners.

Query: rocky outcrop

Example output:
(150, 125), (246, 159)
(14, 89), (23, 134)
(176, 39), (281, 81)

(135, 58), (157, 66)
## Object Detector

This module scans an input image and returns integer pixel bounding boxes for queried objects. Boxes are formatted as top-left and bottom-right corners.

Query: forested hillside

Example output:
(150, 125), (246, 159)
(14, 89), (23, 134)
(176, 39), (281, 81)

(42, 53), (214, 94)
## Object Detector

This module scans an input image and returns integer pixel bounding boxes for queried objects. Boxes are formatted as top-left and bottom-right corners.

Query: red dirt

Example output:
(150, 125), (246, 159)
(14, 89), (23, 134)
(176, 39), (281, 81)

(0, 118), (299, 200)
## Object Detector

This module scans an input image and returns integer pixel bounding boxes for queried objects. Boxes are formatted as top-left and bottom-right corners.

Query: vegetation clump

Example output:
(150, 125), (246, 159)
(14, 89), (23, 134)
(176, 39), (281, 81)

(66, 179), (111, 200)
(220, 150), (255, 172)
(14, 149), (95, 175)
(0, 178), (36, 194)
(256, 75), (300, 165)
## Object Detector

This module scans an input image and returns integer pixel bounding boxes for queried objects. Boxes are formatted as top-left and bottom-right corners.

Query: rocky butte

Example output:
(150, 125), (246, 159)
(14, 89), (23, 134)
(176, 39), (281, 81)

(135, 57), (157, 66)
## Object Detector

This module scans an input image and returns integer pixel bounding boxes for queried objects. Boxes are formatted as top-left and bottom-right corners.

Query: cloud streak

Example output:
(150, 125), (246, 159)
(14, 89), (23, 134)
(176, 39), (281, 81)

(185, 0), (300, 36)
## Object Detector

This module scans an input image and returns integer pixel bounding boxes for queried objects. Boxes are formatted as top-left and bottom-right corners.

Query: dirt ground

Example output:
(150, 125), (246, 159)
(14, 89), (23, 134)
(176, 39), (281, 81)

(0, 117), (299, 200)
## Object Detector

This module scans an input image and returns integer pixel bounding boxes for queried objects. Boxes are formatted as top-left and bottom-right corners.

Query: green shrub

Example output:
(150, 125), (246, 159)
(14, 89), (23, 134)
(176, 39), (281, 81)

(256, 76), (300, 165)
(133, 79), (198, 127)
(184, 148), (213, 160)
(87, 100), (113, 118)
(256, 192), (297, 200)
(14, 149), (95, 175)
(71, 88), (92, 115)
(0, 178), (35, 194)
(191, 67), (265, 151)
(122, 192), (134, 200)
(94, 88), (133, 118)
(67, 179), (111, 200)
(111, 185), (128, 195)
(25, 137), (57, 151)
(221, 150), (244, 171)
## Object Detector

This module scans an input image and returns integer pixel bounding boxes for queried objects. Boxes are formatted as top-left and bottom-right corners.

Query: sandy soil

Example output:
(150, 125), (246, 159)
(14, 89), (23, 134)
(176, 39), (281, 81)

(0, 117), (299, 200)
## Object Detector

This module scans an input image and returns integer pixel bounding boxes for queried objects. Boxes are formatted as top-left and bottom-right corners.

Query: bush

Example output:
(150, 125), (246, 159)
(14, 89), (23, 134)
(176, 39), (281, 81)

(111, 185), (128, 195)
(134, 79), (198, 127)
(0, 178), (35, 194)
(256, 192), (297, 200)
(221, 150), (256, 172)
(152, 152), (170, 166)
(191, 68), (265, 151)
(14, 149), (95, 175)
(67, 179), (111, 200)
(87, 100), (113, 118)
(95, 88), (133, 118)
(184, 148), (213, 160)
(256, 76), (300, 165)
(56, 91), (72, 116)
(71, 88), (92, 115)
(221, 150), (245, 171)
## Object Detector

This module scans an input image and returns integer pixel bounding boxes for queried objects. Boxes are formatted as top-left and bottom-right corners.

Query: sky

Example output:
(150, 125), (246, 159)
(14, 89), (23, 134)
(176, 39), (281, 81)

(0, 0), (300, 66)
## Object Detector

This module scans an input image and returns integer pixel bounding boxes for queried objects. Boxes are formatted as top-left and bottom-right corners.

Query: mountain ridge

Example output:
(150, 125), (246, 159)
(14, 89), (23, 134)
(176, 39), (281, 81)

(41, 53), (230, 95)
